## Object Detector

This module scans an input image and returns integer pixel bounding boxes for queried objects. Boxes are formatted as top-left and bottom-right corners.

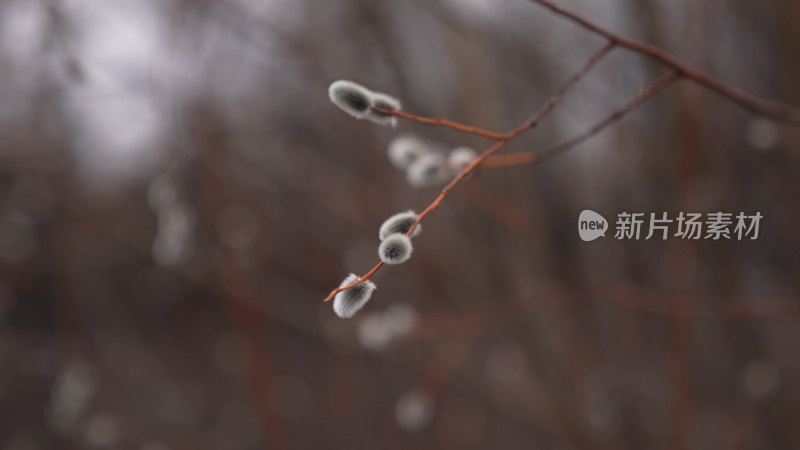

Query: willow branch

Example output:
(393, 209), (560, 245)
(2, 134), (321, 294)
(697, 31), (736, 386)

(528, 0), (800, 125)
(370, 41), (616, 142)
(371, 108), (507, 140)
(506, 41), (616, 137)
(479, 152), (538, 169)
(480, 71), (679, 169)
(324, 44), (614, 302)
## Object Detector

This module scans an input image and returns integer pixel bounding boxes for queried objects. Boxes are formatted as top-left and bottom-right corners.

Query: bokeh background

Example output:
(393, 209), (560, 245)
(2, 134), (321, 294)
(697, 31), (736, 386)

(2, 0), (800, 449)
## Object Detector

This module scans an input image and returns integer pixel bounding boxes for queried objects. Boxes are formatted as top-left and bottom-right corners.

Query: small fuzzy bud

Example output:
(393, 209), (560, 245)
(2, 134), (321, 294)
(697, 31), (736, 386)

(333, 273), (377, 319)
(379, 233), (413, 265)
(366, 91), (401, 127)
(387, 135), (430, 170)
(328, 80), (372, 119)
(379, 210), (422, 241)
(447, 146), (478, 172)
(406, 153), (449, 188)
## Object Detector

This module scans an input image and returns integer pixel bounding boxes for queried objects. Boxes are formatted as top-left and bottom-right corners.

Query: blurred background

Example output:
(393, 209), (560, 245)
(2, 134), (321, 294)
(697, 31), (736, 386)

(1, 0), (800, 448)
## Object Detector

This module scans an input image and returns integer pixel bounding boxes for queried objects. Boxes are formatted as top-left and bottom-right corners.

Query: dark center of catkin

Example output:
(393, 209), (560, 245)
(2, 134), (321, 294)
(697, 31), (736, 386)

(346, 284), (365, 302)
(340, 89), (370, 111)
(391, 218), (414, 235)
(422, 163), (439, 177)
(385, 242), (405, 259)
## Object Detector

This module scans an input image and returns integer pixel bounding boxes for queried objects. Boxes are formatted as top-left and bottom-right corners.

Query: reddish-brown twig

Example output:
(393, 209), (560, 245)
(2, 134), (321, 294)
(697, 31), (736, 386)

(479, 152), (539, 169)
(371, 108), (508, 140)
(480, 70), (679, 169)
(528, 0), (800, 125)
(505, 41), (616, 138)
(324, 43), (614, 302)
(370, 41), (616, 142)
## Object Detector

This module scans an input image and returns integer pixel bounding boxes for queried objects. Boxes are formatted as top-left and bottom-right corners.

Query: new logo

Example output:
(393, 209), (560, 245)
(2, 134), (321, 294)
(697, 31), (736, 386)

(578, 210), (608, 241)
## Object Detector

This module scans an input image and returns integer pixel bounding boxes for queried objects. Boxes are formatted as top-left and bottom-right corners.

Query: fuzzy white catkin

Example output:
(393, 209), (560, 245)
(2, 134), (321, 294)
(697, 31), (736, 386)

(406, 153), (449, 188)
(447, 146), (478, 172)
(333, 273), (377, 319)
(387, 135), (430, 170)
(365, 91), (401, 127)
(328, 80), (372, 120)
(379, 210), (422, 241)
(379, 233), (413, 265)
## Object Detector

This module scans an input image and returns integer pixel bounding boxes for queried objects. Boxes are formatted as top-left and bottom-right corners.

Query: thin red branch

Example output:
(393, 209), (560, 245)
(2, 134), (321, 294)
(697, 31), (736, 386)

(528, 0), (800, 125)
(371, 108), (508, 140)
(480, 71), (679, 169)
(370, 41), (616, 142)
(479, 152), (538, 168)
(506, 41), (616, 138)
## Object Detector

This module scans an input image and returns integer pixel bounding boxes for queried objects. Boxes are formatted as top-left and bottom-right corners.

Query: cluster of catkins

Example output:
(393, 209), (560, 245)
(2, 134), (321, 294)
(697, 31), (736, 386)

(328, 80), (402, 127)
(388, 134), (478, 188)
(332, 211), (421, 318)
(329, 79), (478, 189)
(328, 80), (479, 318)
